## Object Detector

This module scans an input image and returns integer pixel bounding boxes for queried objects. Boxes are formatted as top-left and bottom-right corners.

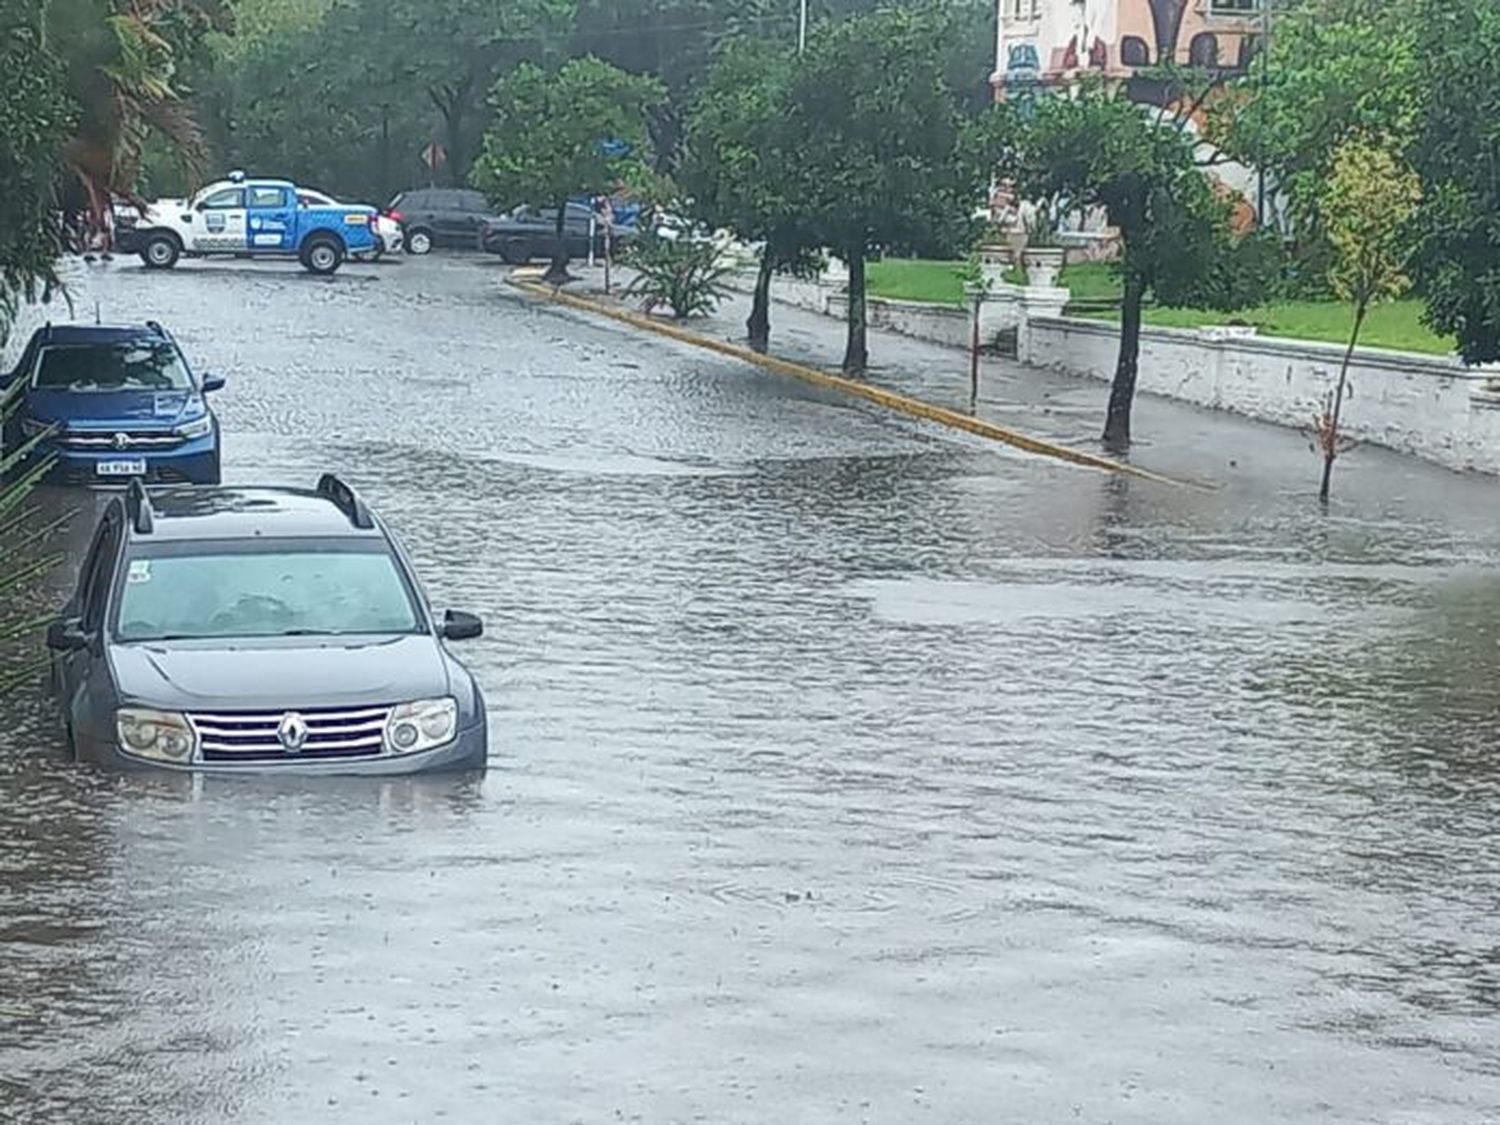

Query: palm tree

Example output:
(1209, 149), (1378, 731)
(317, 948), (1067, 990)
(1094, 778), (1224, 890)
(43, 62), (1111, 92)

(46, 0), (229, 231)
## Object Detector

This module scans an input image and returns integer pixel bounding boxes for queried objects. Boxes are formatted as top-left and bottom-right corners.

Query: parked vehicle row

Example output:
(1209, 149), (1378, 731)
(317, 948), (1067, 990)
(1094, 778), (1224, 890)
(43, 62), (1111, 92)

(4, 315), (488, 776)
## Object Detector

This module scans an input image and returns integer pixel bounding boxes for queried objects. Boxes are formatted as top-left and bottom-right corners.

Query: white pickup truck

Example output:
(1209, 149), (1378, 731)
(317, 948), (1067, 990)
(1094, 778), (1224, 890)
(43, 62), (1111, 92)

(116, 172), (381, 275)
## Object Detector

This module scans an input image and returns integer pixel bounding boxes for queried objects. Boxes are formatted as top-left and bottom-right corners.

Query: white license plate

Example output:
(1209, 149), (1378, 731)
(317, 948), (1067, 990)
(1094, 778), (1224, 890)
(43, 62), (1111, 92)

(96, 459), (147, 477)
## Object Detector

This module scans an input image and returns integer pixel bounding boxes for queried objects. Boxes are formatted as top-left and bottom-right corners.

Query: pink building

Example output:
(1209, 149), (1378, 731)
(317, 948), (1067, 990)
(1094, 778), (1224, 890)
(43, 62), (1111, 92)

(992, 0), (1266, 99)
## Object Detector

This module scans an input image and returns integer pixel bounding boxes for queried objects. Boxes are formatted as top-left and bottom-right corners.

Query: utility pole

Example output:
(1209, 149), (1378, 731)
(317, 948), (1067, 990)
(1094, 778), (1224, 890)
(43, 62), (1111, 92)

(798, 0), (807, 54)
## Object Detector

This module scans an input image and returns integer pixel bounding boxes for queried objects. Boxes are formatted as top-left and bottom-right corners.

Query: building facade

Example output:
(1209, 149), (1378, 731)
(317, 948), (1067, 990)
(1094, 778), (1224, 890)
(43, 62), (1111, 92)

(992, 0), (1266, 98)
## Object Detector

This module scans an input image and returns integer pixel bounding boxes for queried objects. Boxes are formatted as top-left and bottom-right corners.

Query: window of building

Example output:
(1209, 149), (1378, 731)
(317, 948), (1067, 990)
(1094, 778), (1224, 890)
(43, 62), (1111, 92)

(1121, 36), (1151, 67)
(1208, 0), (1261, 13)
(1009, 0), (1040, 19)
(1189, 32), (1220, 68)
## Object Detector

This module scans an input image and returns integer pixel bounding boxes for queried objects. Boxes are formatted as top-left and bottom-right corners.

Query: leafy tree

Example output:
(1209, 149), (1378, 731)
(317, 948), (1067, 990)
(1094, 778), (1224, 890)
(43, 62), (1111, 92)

(782, 6), (979, 375)
(1314, 140), (1420, 501)
(0, 0), (72, 340)
(997, 87), (1250, 450)
(1218, 0), (1419, 283)
(379, 0), (570, 186)
(1411, 0), (1500, 364)
(680, 37), (807, 351)
(473, 57), (666, 284)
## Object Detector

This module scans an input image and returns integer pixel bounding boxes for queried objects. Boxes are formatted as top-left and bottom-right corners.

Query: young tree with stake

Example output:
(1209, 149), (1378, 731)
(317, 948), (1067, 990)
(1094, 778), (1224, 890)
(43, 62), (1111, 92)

(1314, 139), (1420, 502)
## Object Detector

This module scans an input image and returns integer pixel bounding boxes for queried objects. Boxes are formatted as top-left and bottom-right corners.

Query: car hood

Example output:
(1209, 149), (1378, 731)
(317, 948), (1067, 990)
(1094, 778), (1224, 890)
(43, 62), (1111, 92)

(28, 388), (203, 428)
(110, 634), (450, 711)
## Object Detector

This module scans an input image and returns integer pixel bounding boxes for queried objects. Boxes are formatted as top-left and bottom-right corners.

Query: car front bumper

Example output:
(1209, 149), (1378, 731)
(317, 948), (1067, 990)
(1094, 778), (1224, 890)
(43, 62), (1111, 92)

(42, 432), (220, 486)
(80, 720), (488, 775)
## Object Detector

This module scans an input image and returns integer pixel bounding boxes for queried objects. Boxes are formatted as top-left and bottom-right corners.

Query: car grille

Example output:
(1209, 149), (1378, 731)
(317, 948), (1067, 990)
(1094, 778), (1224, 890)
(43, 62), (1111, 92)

(61, 430), (183, 450)
(189, 705), (392, 763)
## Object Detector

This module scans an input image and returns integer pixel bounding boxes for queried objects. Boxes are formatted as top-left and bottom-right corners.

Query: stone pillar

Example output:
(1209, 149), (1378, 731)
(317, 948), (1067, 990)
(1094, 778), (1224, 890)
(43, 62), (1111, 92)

(818, 253), (849, 317)
(1016, 284), (1070, 365)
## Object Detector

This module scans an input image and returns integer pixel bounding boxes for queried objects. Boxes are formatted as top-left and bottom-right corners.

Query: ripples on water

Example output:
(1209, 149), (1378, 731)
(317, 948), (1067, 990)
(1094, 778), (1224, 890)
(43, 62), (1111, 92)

(1, 259), (1498, 1123)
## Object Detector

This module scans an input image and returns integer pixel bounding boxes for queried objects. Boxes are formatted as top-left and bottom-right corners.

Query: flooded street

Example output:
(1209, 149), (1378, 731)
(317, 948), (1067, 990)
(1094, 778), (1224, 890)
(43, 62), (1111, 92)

(4, 255), (1500, 1123)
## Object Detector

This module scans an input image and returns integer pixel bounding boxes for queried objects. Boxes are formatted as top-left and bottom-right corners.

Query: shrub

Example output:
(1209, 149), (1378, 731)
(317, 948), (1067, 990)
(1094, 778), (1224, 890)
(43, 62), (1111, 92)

(623, 232), (732, 319)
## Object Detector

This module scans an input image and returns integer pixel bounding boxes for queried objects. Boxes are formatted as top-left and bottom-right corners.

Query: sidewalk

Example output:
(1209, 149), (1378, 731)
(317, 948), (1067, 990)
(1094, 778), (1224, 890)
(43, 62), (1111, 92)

(539, 266), (1498, 514)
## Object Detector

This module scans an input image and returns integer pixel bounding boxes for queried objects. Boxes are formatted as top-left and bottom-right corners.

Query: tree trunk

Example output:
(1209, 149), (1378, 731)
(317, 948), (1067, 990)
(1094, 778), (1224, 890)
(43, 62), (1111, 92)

(747, 249), (774, 353)
(542, 198), (571, 286)
(1102, 273), (1146, 451)
(842, 249), (868, 376)
(1319, 301), (1366, 503)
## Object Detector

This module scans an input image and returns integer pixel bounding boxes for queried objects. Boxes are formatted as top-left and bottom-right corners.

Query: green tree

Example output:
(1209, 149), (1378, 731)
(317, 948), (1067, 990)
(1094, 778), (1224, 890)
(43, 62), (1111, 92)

(1218, 0), (1419, 284)
(1411, 0), (1500, 364)
(999, 87), (1247, 450)
(680, 37), (805, 351)
(472, 57), (666, 284)
(0, 0), (72, 340)
(783, 6), (978, 375)
(1314, 139), (1420, 501)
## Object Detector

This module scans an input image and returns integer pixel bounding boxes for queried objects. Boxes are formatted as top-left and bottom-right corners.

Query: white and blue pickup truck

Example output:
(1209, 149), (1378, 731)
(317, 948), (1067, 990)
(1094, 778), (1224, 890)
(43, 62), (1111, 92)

(116, 172), (380, 275)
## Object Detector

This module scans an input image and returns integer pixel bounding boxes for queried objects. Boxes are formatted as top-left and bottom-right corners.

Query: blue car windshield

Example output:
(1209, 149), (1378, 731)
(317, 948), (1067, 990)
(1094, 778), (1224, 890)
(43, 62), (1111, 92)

(115, 548), (424, 642)
(34, 342), (193, 393)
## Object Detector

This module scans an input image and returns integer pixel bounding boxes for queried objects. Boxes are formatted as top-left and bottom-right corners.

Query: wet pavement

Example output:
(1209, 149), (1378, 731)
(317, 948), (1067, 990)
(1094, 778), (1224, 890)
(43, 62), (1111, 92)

(3, 253), (1500, 1123)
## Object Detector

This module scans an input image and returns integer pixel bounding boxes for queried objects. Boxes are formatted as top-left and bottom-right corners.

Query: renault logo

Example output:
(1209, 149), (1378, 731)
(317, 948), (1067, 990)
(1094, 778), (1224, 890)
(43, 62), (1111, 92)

(277, 712), (308, 753)
(112, 432), (131, 450)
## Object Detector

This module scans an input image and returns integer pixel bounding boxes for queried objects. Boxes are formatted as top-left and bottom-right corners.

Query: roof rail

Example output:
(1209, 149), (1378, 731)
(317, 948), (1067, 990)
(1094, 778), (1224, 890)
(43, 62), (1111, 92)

(125, 479), (154, 535)
(315, 474), (373, 530)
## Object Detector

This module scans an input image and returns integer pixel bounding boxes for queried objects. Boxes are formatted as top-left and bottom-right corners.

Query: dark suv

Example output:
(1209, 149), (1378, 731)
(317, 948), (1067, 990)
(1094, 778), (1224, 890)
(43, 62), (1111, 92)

(387, 188), (502, 254)
(477, 203), (626, 264)
(48, 476), (488, 774)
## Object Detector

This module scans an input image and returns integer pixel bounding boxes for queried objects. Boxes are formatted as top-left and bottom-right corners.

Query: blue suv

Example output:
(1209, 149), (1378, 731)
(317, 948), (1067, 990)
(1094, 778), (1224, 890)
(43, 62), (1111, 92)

(2, 322), (223, 486)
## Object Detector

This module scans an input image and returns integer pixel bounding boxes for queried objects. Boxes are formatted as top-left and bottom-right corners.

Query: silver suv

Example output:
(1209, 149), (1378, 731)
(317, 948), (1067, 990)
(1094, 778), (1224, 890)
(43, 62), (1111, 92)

(47, 476), (487, 774)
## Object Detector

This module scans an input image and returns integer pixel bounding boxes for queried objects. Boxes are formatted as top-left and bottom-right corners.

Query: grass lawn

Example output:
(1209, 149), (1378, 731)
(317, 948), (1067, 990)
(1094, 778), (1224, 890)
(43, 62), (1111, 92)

(865, 258), (1455, 356)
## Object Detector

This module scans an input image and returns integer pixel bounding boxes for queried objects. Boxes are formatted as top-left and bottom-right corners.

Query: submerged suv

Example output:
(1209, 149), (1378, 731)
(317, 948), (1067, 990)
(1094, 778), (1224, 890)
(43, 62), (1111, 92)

(2, 322), (223, 485)
(47, 476), (488, 774)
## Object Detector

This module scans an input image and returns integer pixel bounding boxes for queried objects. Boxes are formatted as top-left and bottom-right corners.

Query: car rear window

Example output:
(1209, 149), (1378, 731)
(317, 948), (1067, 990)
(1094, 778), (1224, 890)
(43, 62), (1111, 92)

(115, 545), (424, 641)
(35, 341), (193, 392)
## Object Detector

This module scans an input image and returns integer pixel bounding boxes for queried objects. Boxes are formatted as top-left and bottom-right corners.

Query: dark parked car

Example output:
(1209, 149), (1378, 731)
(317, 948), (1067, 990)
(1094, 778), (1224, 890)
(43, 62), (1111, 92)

(477, 203), (629, 264)
(48, 476), (488, 774)
(387, 188), (502, 254)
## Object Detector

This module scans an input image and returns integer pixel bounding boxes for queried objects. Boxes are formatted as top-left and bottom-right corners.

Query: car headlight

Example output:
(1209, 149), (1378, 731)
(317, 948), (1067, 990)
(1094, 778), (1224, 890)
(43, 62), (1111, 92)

(117, 708), (197, 763)
(384, 697), (457, 755)
(176, 415), (213, 440)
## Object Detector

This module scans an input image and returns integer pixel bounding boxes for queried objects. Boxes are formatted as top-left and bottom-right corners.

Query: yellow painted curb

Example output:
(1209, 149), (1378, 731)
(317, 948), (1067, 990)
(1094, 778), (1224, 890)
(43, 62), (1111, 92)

(511, 279), (1192, 487)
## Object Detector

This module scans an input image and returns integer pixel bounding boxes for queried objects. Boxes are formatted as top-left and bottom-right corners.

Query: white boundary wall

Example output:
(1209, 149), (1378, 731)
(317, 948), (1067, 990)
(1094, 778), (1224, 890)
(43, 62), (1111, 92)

(728, 268), (1500, 476)
(1024, 316), (1500, 476)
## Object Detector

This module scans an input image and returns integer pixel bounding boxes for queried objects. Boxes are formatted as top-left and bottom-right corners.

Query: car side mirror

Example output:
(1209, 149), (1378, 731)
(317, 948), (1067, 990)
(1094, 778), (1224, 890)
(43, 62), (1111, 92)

(46, 618), (89, 652)
(441, 609), (483, 641)
(201, 374), (226, 393)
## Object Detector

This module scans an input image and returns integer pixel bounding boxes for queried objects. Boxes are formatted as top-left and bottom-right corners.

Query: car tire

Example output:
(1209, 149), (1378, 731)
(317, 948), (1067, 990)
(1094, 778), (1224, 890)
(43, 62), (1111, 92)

(498, 239), (532, 266)
(300, 236), (344, 275)
(202, 452), (222, 486)
(405, 228), (433, 255)
(141, 233), (181, 270)
(368, 241), (384, 262)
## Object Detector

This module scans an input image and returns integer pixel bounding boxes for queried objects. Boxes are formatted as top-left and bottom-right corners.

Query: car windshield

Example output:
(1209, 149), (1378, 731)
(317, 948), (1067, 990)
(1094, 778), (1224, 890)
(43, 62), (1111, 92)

(115, 547), (424, 642)
(34, 342), (193, 393)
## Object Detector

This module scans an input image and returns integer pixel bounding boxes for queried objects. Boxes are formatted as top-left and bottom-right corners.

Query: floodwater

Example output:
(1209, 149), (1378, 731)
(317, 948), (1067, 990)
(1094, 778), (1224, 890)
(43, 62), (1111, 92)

(3, 255), (1499, 1123)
